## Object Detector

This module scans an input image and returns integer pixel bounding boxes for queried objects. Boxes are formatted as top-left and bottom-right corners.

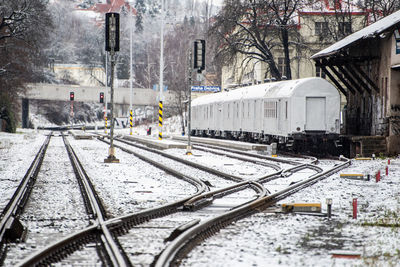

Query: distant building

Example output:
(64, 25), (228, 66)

(74, 0), (136, 25)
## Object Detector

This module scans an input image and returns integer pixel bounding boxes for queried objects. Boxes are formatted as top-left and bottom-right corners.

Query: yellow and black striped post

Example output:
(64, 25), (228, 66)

(158, 100), (163, 140)
(104, 115), (108, 134)
(129, 109), (133, 135)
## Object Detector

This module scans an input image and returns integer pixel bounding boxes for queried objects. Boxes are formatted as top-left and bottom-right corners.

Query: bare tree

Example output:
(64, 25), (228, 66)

(209, 0), (304, 80)
(0, 0), (52, 132)
(357, 0), (400, 22)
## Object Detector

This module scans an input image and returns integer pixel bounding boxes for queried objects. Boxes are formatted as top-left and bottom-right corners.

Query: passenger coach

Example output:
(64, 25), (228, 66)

(191, 77), (341, 153)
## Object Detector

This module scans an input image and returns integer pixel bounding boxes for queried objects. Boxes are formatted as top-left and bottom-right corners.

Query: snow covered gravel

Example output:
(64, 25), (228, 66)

(166, 148), (280, 180)
(3, 135), (91, 266)
(0, 130), (47, 211)
(68, 137), (198, 217)
(181, 158), (400, 266)
(119, 188), (258, 266)
(2, 130), (400, 266)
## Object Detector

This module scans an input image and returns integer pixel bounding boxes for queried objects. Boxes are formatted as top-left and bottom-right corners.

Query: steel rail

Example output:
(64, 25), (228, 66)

(16, 225), (98, 267)
(155, 156), (350, 266)
(184, 180), (267, 209)
(17, 135), (208, 267)
(113, 137), (246, 182)
(192, 144), (297, 168)
(62, 136), (128, 266)
(175, 139), (317, 165)
(0, 133), (51, 260)
(98, 138), (213, 188)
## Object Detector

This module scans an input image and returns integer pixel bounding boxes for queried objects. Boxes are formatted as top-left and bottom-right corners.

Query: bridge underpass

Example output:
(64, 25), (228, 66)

(20, 83), (178, 128)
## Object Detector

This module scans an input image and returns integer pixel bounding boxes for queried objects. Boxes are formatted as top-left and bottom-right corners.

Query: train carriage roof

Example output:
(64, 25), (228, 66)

(191, 77), (338, 106)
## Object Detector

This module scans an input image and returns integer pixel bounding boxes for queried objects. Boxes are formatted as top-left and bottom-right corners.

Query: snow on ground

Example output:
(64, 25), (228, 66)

(182, 159), (400, 267)
(1, 125), (400, 266)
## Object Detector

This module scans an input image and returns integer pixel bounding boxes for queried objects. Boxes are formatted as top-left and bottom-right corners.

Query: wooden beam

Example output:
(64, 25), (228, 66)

(344, 64), (372, 94)
(318, 63), (348, 96)
(322, 59), (356, 95)
(336, 64), (365, 94)
(351, 63), (380, 93)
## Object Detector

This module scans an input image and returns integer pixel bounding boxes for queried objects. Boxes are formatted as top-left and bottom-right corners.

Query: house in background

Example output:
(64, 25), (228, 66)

(312, 10), (400, 156)
(221, 1), (368, 90)
(74, 0), (136, 26)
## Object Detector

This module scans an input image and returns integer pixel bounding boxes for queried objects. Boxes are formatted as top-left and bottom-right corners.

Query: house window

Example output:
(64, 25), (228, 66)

(278, 57), (287, 77)
(316, 65), (326, 79)
(315, 22), (329, 35)
(338, 22), (352, 35)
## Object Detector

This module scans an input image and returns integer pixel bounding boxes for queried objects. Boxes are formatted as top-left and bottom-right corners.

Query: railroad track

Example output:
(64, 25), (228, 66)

(156, 156), (350, 266)
(0, 133), (51, 264)
(2, 132), (349, 266)
(112, 136), (287, 183)
(13, 133), (268, 266)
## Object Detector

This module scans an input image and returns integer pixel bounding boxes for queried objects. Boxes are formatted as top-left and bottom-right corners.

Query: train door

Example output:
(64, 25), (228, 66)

(305, 97), (326, 131)
(277, 100), (281, 133)
(253, 100), (257, 131)
(217, 102), (223, 132)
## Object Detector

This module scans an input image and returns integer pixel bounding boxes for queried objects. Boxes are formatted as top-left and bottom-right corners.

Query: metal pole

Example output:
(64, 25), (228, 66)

(129, 14), (133, 135)
(158, 0), (164, 141)
(186, 48), (192, 155)
(105, 53), (108, 134)
(110, 51), (115, 151)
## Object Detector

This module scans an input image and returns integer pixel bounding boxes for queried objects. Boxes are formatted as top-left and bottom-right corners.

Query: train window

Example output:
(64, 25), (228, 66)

(285, 101), (288, 119)
(236, 102), (239, 118)
(242, 102), (244, 118)
(228, 104), (230, 118)
(264, 101), (277, 118)
(248, 102), (250, 117)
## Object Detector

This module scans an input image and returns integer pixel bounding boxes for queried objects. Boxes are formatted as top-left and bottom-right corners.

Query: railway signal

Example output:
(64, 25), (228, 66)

(70, 92), (74, 101)
(104, 12), (120, 163)
(100, 92), (104, 103)
(105, 13), (120, 52)
(194, 39), (205, 73)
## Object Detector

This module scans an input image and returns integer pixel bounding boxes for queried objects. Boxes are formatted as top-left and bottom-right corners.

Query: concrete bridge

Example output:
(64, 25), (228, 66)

(20, 83), (178, 127)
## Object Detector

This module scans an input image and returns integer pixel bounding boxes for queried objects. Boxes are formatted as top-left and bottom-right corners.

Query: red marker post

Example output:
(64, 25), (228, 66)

(386, 166), (389, 176)
(352, 198), (357, 219)
(376, 171), (380, 182)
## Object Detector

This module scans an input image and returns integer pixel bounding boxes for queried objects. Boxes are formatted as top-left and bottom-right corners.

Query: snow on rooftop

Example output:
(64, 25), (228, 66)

(192, 77), (332, 106)
(312, 9), (400, 59)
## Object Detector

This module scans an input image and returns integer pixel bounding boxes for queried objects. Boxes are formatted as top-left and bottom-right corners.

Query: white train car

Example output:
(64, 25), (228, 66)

(191, 77), (341, 153)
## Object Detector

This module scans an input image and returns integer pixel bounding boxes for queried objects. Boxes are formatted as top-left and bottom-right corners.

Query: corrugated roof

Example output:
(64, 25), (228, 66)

(311, 9), (400, 59)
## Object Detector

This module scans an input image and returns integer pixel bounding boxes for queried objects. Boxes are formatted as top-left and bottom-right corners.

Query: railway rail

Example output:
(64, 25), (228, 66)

(2, 131), (350, 266)
(15, 133), (270, 266)
(155, 156), (350, 266)
(0, 133), (51, 264)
